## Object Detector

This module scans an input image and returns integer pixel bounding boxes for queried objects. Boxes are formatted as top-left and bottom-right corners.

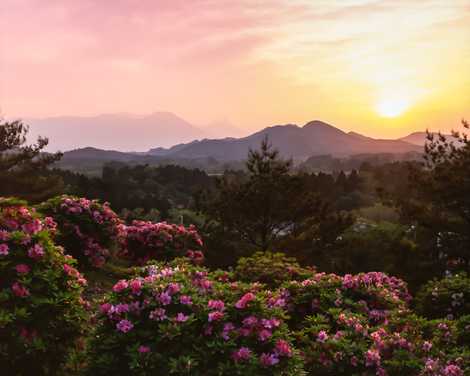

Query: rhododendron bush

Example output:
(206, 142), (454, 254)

(122, 220), (204, 264)
(415, 273), (470, 320)
(38, 195), (125, 268)
(234, 251), (315, 289)
(0, 199), (88, 375)
(281, 272), (468, 375)
(86, 260), (304, 375)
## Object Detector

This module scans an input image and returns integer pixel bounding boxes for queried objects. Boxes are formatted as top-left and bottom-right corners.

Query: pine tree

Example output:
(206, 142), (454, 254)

(0, 120), (63, 202)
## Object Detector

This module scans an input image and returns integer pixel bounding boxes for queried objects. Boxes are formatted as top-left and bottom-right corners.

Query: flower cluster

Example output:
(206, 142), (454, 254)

(0, 199), (88, 375)
(86, 260), (303, 375)
(281, 271), (467, 375)
(121, 220), (204, 264)
(38, 195), (125, 268)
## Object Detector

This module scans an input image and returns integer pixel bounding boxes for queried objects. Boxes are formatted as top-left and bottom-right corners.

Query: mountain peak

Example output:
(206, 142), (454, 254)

(303, 120), (335, 128)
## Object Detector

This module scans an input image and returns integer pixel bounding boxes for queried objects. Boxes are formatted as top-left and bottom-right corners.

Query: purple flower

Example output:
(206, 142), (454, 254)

(317, 330), (328, 343)
(116, 319), (134, 333)
(260, 353), (279, 367)
(175, 312), (189, 322)
(149, 308), (167, 321)
(258, 329), (272, 341)
(159, 292), (172, 305)
(232, 347), (252, 362)
(179, 295), (192, 305)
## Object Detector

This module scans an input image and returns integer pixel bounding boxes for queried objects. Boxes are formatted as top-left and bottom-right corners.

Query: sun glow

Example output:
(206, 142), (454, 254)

(376, 98), (410, 118)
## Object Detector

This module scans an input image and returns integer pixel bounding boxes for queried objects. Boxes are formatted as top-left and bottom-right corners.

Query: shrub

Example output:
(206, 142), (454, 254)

(86, 260), (304, 375)
(0, 198), (88, 375)
(38, 195), (125, 269)
(280, 271), (468, 375)
(122, 220), (204, 264)
(234, 251), (315, 289)
(415, 273), (470, 320)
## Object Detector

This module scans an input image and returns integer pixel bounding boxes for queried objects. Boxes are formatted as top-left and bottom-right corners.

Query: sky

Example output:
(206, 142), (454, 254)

(1, 0), (469, 140)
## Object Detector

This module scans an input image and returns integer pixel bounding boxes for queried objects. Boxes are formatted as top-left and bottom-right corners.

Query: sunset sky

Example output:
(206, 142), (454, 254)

(1, 0), (469, 139)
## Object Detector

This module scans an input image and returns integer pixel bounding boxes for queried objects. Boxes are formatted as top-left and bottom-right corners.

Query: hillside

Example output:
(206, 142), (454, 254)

(149, 120), (422, 161)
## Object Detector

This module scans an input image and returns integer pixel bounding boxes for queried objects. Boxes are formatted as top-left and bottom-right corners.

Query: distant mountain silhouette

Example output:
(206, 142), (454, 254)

(148, 120), (422, 161)
(25, 112), (205, 151)
(398, 131), (454, 146)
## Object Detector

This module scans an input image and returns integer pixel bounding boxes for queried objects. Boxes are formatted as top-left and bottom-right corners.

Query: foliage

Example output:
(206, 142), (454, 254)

(0, 199), (88, 375)
(415, 273), (470, 320)
(321, 221), (435, 290)
(281, 271), (467, 375)
(38, 195), (125, 269)
(234, 251), (315, 289)
(122, 221), (204, 265)
(197, 137), (335, 254)
(387, 120), (470, 272)
(86, 260), (304, 375)
(0, 120), (63, 203)
(56, 163), (215, 220)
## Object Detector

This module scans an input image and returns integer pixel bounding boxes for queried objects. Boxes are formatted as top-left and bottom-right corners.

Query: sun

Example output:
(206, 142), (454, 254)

(376, 98), (410, 118)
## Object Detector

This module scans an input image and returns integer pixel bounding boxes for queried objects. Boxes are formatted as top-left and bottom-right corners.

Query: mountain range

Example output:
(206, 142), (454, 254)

(24, 112), (246, 152)
(53, 119), (439, 174)
(144, 120), (422, 161)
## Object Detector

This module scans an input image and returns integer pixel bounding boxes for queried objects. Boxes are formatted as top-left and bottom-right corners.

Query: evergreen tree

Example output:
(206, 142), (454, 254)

(198, 137), (330, 256)
(0, 120), (63, 202)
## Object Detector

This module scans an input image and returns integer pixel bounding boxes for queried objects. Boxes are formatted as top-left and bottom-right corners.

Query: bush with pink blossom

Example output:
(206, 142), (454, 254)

(86, 260), (304, 375)
(38, 195), (125, 269)
(281, 271), (468, 375)
(415, 273), (470, 320)
(121, 220), (204, 264)
(0, 198), (88, 375)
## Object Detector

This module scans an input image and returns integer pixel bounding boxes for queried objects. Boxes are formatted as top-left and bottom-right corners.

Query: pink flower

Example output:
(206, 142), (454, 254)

(0, 243), (9, 256)
(12, 282), (30, 297)
(365, 349), (381, 367)
(100, 303), (112, 314)
(275, 339), (292, 357)
(113, 280), (128, 293)
(443, 364), (463, 376)
(138, 345), (151, 353)
(235, 292), (255, 309)
(208, 299), (225, 311)
(15, 264), (30, 274)
(175, 312), (189, 322)
(179, 295), (192, 305)
(317, 330), (329, 343)
(0, 230), (9, 241)
(260, 353), (279, 367)
(258, 329), (272, 341)
(21, 219), (43, 234)
(149, 308), (167, 321)
(130, 279), (142, 295)
(208, 311), (224, 322)
(232, 347), (252, 362)
(28, 244), (44, 260)
(116, 319), (134, 333)
(422, 341), (433, 352)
